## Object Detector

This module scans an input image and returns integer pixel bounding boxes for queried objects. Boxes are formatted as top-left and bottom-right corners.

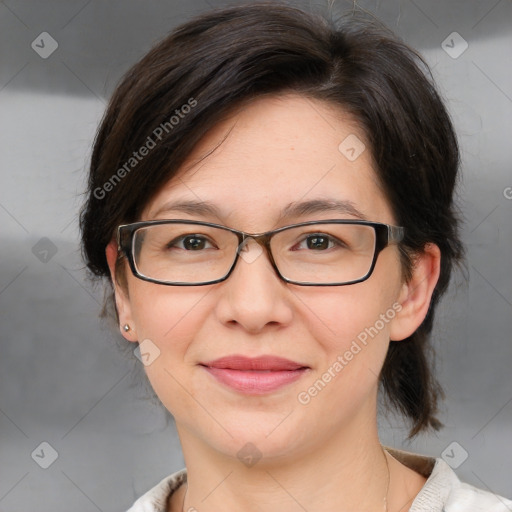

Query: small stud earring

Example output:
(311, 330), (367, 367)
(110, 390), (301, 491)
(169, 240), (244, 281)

(123, 324), (131, 332)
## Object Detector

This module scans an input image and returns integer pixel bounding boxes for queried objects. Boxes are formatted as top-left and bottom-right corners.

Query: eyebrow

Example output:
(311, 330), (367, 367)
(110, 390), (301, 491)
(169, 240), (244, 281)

(152, 198), (368, 223)
(279, 198), (368, 222)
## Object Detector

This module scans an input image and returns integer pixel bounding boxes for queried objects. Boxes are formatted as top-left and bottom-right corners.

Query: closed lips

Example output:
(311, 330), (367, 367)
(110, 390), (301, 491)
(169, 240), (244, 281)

(200, 355), (310, 395)
(200, 355), (309, 371)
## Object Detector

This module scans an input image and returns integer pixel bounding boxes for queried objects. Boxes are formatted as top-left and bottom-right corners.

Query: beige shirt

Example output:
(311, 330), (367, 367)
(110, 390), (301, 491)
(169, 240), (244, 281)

(126, 449), (512, 512)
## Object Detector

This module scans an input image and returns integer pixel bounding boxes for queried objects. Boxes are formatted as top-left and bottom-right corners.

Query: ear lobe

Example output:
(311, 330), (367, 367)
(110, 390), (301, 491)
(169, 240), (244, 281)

(389, 243), (441, 341)
(105, 240), (138, 342)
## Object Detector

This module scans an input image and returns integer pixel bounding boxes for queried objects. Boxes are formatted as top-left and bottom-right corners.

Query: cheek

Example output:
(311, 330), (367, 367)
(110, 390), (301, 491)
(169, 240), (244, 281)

(297, 258), (402, 390)
(130, 283), (208, 341)
(299, 282), (399, 350)
(295, 290), (396, 415)
(128, 285), (210, 384)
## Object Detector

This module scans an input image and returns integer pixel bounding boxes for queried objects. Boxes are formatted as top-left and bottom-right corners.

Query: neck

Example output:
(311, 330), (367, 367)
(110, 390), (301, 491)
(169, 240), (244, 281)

(175, 423), (390, 512)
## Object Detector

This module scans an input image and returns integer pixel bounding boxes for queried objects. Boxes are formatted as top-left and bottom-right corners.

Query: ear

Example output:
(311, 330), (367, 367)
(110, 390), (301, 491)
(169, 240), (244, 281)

(106, 240), (138, 343)
(389, 243), (441, 341)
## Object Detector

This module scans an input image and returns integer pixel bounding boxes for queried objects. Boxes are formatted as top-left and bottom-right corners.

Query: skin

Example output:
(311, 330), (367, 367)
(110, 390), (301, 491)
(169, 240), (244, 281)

(106, 94), (440, 511)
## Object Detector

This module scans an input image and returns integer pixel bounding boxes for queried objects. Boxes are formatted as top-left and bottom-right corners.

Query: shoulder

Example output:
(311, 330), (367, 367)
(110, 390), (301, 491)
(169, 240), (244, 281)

(388, 448), (512, 512)
(444, 480), (512, 511)
(125, 455), (512, 512)
(126, 469), (187, 512)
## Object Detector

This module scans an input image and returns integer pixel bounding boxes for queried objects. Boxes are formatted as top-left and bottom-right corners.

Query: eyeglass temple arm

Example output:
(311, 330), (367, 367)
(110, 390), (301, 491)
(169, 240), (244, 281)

(116, 226), (129, 253)
(388, 225), (404, 243)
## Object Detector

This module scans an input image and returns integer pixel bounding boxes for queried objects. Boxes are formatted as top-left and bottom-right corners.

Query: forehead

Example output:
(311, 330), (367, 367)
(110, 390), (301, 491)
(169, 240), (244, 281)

(143, 94), (394, 228)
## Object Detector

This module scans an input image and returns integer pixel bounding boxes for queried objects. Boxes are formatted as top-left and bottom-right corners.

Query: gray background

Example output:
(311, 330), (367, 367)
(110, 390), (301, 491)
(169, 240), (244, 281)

(0, 0), (511, 511)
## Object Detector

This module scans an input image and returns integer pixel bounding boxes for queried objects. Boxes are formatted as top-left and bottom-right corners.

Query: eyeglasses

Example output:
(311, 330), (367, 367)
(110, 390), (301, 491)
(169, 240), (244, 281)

(117, 219), (404, 286)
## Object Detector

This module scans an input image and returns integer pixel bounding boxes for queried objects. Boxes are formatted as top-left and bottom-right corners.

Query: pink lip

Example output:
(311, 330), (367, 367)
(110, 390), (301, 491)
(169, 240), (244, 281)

(200, 355), (309, 395)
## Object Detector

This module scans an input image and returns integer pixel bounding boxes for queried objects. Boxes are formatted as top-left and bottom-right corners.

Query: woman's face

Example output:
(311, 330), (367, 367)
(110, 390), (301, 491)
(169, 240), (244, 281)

(112, 94), (411, 462)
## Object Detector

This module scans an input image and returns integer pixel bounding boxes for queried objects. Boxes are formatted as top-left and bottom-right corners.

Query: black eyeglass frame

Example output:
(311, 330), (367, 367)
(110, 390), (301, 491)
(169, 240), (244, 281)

(117, 219), (404, 287)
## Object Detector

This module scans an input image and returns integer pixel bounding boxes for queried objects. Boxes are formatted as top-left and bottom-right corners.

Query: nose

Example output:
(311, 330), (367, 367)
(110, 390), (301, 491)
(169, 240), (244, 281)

(214, 237), (293, 333)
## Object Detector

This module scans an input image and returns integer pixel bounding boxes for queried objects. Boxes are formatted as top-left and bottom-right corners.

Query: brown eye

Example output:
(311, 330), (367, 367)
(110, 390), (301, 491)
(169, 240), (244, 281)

(168, 235), (215, 251)
(305, 235), (330, 250)
(293, 233), (342, 251)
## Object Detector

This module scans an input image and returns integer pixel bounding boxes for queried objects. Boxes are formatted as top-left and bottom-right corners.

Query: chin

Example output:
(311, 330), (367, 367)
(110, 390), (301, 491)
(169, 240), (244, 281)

(209, 411), (312, 461)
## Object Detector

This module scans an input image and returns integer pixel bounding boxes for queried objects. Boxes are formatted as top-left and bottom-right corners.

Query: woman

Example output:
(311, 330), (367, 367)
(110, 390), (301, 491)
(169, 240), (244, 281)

(80, 3), (511, 511)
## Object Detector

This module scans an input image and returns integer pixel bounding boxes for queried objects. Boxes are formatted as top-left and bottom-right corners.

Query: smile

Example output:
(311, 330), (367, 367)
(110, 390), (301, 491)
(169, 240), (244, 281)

(200, 355), (310, 395)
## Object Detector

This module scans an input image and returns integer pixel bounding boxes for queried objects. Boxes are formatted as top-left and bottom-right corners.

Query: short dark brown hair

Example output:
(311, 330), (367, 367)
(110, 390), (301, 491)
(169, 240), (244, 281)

(80, 2), (464, 437)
